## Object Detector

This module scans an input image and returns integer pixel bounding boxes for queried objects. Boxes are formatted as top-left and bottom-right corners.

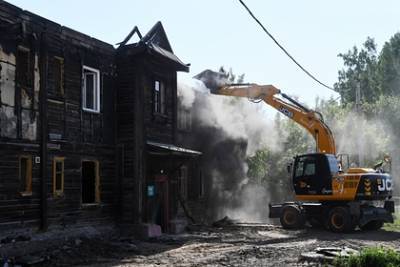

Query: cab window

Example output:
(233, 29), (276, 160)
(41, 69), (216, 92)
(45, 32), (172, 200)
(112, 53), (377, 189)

(304, 162), (316, 176)
(295, 160), (304, 177)
(327, 155), (339, 175)
(295, 156), (316, 177)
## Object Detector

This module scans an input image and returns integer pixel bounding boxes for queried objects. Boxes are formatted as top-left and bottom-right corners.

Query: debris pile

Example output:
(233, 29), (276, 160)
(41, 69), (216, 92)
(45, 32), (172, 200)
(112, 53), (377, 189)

(212, 216), (237, 227)
(300, 246), (359, 264)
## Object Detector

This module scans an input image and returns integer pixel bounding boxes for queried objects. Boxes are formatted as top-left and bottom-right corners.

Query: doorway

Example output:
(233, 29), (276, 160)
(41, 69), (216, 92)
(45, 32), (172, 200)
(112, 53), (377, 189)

(148, 174), (169, 232)
(82, 160), (100, 204)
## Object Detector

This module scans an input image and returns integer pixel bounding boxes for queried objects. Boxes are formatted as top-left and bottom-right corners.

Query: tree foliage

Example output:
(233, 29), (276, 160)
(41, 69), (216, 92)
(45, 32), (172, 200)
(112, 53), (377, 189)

(246, 31), (400, 199)
(335, 33), (400, 104)
(334, 37), (379, 104)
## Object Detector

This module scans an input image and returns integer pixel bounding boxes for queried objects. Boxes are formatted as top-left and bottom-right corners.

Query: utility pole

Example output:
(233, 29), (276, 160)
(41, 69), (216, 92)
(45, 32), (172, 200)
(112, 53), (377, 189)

(355, 75), (363, 167)
(355, 77), (361, 113)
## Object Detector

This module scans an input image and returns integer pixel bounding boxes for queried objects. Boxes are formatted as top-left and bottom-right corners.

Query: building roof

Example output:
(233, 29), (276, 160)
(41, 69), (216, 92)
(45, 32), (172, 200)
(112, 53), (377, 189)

(118, 21), (189, 72)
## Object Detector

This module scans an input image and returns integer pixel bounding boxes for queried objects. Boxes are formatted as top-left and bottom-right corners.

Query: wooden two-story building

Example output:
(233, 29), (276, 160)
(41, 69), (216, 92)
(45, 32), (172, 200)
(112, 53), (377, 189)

(0, 1), (202, 234)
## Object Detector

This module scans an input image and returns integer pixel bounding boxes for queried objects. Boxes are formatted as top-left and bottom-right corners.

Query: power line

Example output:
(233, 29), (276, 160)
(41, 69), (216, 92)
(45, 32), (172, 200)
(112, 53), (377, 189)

(237, 0), (335, 91)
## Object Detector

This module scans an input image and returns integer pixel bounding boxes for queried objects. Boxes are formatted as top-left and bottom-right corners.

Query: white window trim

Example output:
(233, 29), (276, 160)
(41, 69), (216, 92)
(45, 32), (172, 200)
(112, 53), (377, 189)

(82, 65), (100, 113)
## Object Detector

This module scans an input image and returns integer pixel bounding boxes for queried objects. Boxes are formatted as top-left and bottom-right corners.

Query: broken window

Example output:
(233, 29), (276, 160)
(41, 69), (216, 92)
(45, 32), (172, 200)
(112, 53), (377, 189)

(81, 161), (100, 204)
(178, 106), (192, 131)
(178, 166), (188, 200)
(54, 56), (64, 96)
(53, 157), (64, 196)
(82, 66), (100, 112)
(19, 155), (32, 195)
(154, 80), (166, 114)
(16, 47), (32, 89)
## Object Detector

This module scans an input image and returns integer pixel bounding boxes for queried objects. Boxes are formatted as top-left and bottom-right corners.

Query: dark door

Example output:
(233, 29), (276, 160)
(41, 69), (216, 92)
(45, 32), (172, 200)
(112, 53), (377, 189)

(293, 154), (333, 195)
(293, 155), (318, 195)
(153, 175), (169, 232)
(82, 161), (96, 204)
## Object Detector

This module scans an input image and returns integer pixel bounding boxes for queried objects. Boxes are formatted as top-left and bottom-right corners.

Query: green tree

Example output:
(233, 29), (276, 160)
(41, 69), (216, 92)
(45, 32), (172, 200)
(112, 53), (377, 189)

(378, 33), (400, 96)
(334, 37), (379, 104)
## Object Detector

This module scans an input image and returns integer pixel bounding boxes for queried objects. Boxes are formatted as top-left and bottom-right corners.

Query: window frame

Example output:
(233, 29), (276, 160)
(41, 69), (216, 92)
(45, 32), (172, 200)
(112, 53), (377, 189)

(16, 46), (33, 89)
(153, 79), (166, 115)
(52, 157), (65, 197)
(19, 155), (32, 196)
(82, 65), (100, 113)
(54, 56), (65, 96)
(178, 106), (192, 131)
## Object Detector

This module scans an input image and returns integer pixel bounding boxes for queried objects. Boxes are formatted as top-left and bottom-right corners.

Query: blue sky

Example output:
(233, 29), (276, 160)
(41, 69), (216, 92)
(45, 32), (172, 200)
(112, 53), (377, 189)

(6, 0), (400, 106)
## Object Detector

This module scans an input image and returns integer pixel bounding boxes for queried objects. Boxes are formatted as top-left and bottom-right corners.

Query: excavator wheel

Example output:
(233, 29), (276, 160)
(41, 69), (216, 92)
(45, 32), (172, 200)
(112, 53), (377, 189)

(280, 205), (305, 229)
(360, 220), (384, 231)
(327, 206), (355, 233)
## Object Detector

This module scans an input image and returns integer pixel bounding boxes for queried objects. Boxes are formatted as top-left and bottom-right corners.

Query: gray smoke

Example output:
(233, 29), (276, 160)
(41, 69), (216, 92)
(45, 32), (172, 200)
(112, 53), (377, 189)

(178, 78), (281, 223)
(178, 78), (399, 223)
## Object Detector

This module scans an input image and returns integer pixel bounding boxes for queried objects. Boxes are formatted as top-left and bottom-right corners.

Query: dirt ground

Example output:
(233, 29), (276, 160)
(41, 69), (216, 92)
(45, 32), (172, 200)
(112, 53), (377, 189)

(19, 223), (397, 267)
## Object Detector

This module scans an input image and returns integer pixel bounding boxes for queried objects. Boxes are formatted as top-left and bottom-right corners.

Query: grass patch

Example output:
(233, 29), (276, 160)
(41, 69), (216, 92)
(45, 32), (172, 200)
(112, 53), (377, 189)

(334, 247), (400, 267)
(383, 215), (400, 232)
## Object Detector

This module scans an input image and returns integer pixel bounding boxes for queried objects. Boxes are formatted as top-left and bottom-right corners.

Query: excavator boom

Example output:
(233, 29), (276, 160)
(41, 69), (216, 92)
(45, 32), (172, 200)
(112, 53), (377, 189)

(194, 70), (336, 154)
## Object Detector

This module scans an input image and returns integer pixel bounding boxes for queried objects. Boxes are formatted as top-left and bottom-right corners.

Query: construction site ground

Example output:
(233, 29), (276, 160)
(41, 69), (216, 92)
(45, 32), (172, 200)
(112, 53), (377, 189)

(4, 222), (400, 267)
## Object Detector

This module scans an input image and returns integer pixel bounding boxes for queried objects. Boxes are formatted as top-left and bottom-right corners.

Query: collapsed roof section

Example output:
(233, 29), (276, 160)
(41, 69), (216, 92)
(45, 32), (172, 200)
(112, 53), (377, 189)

(118, 21), (189, 72)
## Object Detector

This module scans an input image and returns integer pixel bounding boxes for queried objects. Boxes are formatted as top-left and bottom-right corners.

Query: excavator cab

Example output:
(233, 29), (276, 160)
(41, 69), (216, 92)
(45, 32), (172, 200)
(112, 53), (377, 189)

(292, 153), (337, 196)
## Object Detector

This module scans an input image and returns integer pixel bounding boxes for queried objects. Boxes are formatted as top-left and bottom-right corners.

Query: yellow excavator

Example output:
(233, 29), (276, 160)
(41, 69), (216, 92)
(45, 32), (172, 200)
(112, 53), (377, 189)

(195, 70), (394, 232)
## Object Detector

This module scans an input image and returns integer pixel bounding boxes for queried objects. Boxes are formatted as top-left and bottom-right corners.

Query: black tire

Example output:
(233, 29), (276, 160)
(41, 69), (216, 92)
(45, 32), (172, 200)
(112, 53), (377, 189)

(360, 220), (384, 231)
(327, 206), (355, 233)
(280, 205), (305, 229)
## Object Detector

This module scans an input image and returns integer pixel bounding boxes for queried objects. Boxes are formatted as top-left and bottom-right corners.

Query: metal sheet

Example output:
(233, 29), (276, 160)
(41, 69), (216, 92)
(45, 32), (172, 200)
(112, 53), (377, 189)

(147, 141), (202, 156)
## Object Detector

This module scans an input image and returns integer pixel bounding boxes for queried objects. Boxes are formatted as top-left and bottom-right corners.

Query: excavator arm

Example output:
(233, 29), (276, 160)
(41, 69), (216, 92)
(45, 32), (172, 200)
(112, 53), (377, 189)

(195, 70), (336, 154)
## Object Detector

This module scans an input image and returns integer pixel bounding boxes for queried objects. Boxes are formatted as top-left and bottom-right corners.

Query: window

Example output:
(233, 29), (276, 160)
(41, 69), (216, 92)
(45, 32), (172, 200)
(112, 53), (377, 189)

(54, 56), (64, 96)
(178, 166), (188, 200)
(82, 161), (100, 204)
(16, 47), (32, 88)
(53, 157), (64, 196)
(328, 155), (340, 174)
(82, 66), (100, 112)
(295, 160), (304, 177)
(154, 80), (166, 114)
(304, 162), (316, 176)
(19, 155), (32, 195)
(295, 157), (316, 177)
(199, 171), (204, 198)
(178, 106), (192, 131)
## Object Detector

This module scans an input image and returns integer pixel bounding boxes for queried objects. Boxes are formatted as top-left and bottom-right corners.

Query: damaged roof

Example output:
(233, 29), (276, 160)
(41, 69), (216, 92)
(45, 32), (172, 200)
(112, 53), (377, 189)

(118, 21), (189, 72)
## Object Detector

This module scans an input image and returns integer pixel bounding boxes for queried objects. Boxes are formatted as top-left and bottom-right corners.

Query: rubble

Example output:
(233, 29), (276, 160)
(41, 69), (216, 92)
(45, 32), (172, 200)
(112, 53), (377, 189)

(212, 216), (237, 227)
(300, 246), (359, 264)
(1, 224), (400, 266)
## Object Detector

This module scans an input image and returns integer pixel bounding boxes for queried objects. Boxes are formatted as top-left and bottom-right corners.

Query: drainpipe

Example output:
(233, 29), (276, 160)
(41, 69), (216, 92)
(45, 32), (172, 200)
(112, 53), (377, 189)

(39, 30), (48, 231)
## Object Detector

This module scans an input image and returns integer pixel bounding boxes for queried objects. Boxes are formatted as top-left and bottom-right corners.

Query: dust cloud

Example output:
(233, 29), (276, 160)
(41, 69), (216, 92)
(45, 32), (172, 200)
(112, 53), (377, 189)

(325, 109), (398, 194)
(178, 77), (398, 223)
(178, 78), (281, 223)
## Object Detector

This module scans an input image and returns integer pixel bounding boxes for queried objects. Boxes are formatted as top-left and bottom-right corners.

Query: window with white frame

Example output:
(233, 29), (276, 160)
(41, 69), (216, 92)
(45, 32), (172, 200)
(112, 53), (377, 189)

(82, 66), (100, 112)
(154, 80), (166, 114)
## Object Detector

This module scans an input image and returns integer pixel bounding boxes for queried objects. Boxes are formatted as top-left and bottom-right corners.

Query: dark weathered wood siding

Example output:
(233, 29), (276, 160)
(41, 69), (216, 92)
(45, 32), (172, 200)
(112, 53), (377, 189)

(0, 1), (117, 230)
(0, 0), (193, 232)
